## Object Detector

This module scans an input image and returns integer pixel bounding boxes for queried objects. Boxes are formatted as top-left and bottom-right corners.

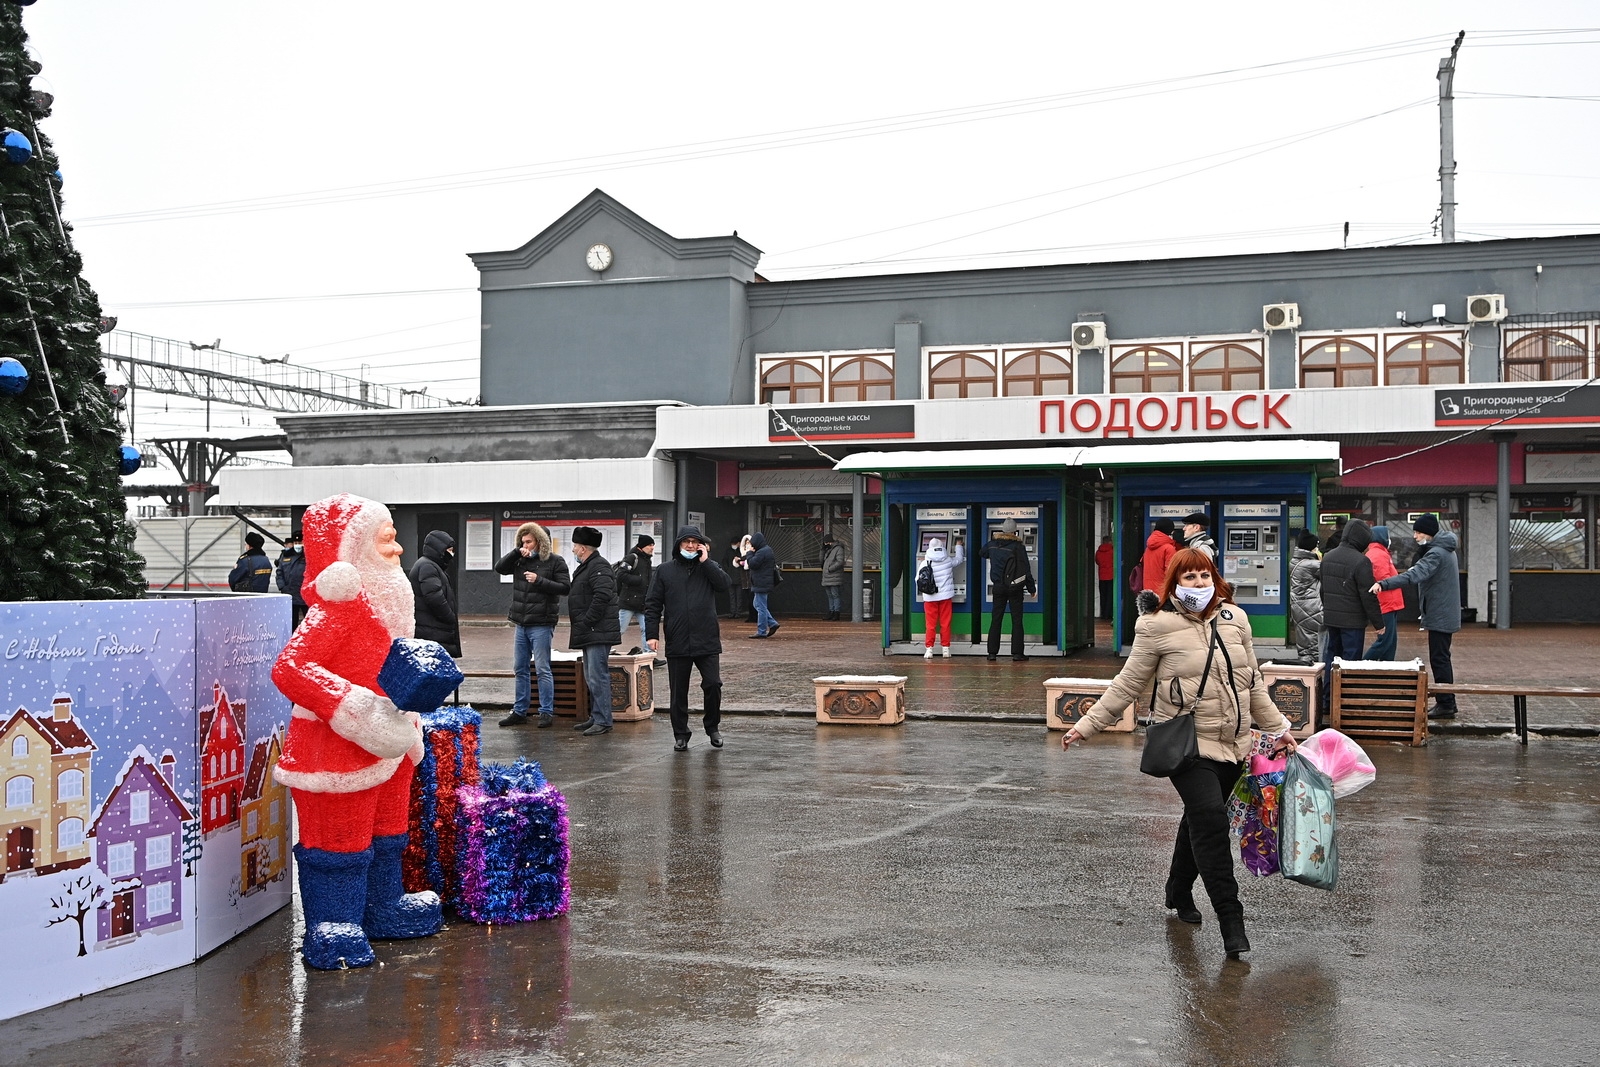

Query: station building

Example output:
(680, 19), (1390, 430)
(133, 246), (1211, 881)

(217, 190), (1600, 655)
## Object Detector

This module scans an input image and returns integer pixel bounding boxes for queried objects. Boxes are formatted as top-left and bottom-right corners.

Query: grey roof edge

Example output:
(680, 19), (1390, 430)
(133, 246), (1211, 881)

(745, 234), (1600, 307)
(467, 189), (762, 272)
(275, 400), (682, 434)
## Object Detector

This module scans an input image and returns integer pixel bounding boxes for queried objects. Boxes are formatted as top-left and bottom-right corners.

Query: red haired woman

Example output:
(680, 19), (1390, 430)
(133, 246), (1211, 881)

(1063, 548), (1297, 958)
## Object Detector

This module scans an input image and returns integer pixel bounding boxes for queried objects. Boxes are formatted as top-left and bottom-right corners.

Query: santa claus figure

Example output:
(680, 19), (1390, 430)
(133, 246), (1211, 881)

(271, 493), (444, 969)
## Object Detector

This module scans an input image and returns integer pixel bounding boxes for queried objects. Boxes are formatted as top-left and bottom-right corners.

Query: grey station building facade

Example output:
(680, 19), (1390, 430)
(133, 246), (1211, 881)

(218, 190), (1600, 654)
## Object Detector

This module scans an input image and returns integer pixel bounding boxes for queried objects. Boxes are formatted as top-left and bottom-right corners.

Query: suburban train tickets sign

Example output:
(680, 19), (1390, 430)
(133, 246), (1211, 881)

(1434, 385), (1600, 426)
(769, 405), (916, 441)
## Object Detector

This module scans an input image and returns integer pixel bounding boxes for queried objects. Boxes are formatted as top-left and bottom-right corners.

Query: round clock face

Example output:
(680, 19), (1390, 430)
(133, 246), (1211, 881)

(585, 243), (613, 272)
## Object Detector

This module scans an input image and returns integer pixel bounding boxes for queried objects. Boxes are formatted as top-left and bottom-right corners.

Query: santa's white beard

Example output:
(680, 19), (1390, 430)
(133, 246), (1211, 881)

(361, 559), (416, 639)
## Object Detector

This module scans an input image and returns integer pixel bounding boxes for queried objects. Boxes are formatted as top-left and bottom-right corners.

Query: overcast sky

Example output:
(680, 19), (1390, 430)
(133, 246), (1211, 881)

(22, 2), (1600, 445)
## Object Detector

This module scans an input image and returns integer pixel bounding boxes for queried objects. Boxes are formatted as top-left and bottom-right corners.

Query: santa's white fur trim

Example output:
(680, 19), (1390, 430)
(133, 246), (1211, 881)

(315, 561), (362, 603)
(273, 756), (404, 795)
(327, 686), (420, 760)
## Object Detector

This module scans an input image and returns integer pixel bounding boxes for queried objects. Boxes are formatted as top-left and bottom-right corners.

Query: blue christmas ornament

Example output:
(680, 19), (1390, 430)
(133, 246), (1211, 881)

(0, 357), (28, 396)
(1, 129), (32, 165)
(51, 169), (62, 185)
(118, 445), (142, 476)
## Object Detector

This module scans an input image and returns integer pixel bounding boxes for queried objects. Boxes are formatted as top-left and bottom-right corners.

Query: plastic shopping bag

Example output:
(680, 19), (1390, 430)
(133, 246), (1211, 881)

(1280, 752), (1338, 891)
(1298, 728), (1377, 798)
(1227, 733), (1288, 877)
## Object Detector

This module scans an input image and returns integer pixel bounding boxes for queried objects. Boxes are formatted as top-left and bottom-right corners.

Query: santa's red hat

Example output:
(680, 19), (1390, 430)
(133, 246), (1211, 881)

(301, 493), (394, 605)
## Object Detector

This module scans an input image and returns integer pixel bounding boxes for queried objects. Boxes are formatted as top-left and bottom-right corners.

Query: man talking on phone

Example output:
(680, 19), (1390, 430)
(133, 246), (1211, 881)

(645, 525), (732, 752)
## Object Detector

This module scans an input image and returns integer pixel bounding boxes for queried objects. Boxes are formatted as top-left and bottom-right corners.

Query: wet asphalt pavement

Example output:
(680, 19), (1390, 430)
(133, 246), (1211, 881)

(5, 714), (1599, 1066)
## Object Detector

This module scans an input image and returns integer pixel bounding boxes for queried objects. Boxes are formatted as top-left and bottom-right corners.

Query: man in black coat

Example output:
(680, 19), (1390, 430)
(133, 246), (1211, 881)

(1318, 518), (1384, 704)
(275, 528), (308, 628)
(229, 532), (273, 592)
(645, 525), (732, 751)
(567, 526), (621, 737)
(494, 521), (570, 728)
(979, 519), (1036, 661)
(409, 530), (462, 658)
(615, 534), (655, 647)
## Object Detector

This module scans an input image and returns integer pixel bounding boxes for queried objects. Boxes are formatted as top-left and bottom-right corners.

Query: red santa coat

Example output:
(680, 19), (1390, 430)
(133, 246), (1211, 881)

(272, 494), (423, 795)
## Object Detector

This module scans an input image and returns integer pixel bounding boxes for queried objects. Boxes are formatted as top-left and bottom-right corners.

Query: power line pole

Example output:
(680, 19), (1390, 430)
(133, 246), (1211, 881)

(1437, 30), (1465, 243)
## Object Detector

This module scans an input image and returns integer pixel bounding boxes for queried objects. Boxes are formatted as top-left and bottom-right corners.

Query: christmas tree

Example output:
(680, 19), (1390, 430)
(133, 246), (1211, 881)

(0, 5), (144, 600)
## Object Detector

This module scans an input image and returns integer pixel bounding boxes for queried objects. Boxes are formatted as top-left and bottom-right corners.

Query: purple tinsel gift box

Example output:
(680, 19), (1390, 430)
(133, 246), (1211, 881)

(379, 637), (464, 713)
(455, 761), (570, 924)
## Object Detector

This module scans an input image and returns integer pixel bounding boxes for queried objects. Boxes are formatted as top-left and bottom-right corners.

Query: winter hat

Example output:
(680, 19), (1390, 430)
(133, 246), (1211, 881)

(1413, 514), (1440, 536)
(1154, 517), (1176, 535)
(1297, 531), (1320, 551)
(1000, 518), (1018, 535)
(572, 526), (603, 548)
(244, 532), (265, 550)
(301, 493), (394, 604)
(635, 534), (655, 549)
(1183, 512), (1210, 529)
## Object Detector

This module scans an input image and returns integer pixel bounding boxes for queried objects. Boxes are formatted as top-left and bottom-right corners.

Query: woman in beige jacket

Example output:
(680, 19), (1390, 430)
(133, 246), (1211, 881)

(1063, 547), (1297, 958)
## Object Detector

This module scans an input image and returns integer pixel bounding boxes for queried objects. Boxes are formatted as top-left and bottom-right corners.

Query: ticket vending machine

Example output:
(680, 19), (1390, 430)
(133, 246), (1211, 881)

(1220, 504), (1285, 610)
(912, 508), (971, 606)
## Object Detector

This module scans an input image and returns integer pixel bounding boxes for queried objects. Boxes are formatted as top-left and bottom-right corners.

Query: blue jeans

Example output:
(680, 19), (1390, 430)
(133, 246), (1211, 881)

(582, 644), (614, 727)
(1363, 612), (1398, 661)
(1320, 624), (1366, 714)
(753, 591), (776, 636)
(512, 624), (555, 719)
(618, 609), (647, 644)
(824, 586), (842, 614)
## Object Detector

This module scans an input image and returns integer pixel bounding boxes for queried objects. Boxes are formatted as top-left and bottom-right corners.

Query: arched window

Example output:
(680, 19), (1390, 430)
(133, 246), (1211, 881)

(830, 356), (894, 402)
(6, 776), (34, 809)
(1110, 346), (1182, 393)
(1002, 349), (1072, 396)
(1301, 339), (1377, 388)
(58, 818), (84, 850)
(10, 735), (25, 758)
(1386, 334), (1464, 385)
(759, 360), (823, 405)
(1505, 330), (1587, 382)
(58, 769), (84, 801)
(1189, 344), (1263, 393)
(928, 353), (996, 399)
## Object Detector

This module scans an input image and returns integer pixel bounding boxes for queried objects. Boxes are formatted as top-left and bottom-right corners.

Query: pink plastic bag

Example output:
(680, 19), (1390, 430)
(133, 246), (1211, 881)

(1297, 729), (1376, 798)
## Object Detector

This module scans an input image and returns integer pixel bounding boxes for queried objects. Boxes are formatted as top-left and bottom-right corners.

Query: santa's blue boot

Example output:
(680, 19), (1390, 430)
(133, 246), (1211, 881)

(294, 845), (375, 970)
(363, 833), (444, 939)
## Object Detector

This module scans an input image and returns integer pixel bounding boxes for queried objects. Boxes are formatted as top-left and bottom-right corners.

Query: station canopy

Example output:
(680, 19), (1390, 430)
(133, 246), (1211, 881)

(833, 440), (1341, 474)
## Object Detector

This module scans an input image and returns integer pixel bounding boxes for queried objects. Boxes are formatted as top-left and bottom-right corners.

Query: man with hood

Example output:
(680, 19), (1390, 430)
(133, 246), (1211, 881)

(409, 530), (461, 658)
(1288, 531), (1323, 664)
(820, 535), (846, 621)
(1141, 518), (1178, 596)
(979, 518), (1035, 661)
(494, 522), (570, 728)
(1362, 525), (1404, 661)
(229, 531), (273, 592)
(1319, 518), (1384, 704)
(745, 531), (781, 638)
(1372, 514), (1460, 719)
(645, 525), (733, 750)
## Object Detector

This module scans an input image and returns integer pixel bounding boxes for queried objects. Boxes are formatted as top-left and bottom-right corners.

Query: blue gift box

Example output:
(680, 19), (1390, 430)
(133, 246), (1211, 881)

(378, 637), (465, 713)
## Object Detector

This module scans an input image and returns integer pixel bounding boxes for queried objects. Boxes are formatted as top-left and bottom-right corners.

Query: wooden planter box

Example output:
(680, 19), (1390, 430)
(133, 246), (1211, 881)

(549, 651), (589, 717)
(1043, 677), (1132, 732)
(1259, 662), (1322, 738)
(814, 675), (907, 726)
(608, 650), (657, 721)
(1330, 658), (1428, 746)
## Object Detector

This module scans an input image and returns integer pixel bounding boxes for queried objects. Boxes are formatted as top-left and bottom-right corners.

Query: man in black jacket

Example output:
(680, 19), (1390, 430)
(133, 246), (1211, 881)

(274, 528), (307, 627)
(1318, 518), (1384, 704)
(493, 522), (570, 728)
(409, 530), (462, 658)
(979, 519), (1035, 661)
(645, 525), (732, 751)
(229, 532), (273, 592)
(616, 534), (655, 647)
(567, 526), (621, 737)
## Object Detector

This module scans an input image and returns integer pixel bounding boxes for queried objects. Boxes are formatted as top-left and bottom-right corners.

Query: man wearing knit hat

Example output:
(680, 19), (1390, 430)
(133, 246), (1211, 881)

(229, 531), (273, 592)
(1372, 513), (1460, 719)
(567, 526), (621, 735)
(616, 534), (656, 647)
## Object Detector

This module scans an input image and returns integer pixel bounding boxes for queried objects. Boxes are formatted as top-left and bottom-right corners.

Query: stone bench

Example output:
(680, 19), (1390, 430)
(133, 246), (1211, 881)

(814, 676), (907, 726)
(1042, 678), (1130, 732)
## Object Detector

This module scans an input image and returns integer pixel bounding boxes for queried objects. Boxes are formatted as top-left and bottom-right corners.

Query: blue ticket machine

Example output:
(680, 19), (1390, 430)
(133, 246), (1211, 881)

(910, 507), (972, 639)
(1218, 503), (1288, 638)
(981, 505), (1046, 646)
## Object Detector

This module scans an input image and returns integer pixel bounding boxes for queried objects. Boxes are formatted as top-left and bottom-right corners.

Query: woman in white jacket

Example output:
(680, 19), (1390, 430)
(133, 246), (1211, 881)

(921, 537), (964, 658)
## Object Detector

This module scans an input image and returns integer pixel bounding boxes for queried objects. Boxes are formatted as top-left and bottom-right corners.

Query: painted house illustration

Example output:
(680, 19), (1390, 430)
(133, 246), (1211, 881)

(88, 745), (195, 946)
(200, 684), (245, 837)
(1, 694), (96, 881)
(238, 728), (288, 896)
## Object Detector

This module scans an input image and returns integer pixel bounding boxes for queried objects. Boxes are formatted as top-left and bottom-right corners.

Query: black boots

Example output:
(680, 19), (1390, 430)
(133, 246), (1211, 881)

(1165, 888), (1202, 925)
(1220, 913), (1251, 958)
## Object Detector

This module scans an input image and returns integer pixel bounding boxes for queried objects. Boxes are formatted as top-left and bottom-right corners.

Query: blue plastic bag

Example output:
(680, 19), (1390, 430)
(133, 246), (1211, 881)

(1280, 752), (1338, 891)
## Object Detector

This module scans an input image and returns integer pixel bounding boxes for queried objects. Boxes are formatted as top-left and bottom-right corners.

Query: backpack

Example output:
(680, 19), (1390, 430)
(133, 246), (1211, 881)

(612, 552), (635, 583)
(1000, 547), (1026, 589)
(916, 561), (938, 596)
(1127, 561), (1144, 595)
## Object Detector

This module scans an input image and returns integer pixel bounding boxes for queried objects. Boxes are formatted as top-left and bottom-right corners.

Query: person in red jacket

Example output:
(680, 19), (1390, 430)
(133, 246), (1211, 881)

(1140, 518), (1179, 604)
(271, 493), (442, 970)
(1094, 536), (1115, 620)
(1363, 524), (1404, 660)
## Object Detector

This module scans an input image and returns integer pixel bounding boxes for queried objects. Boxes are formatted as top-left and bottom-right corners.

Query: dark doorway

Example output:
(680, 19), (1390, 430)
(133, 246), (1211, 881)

(112, 889), (134, 937)
(6, 825), (34, 872)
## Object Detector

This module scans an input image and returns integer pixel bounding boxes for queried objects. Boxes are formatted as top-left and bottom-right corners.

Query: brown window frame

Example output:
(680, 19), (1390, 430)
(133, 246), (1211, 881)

(1001, 348), (1073, 396)
(759, 359), (824, 405)
(1504, 329), (1588, 383)
(927, 352), (997, 399)
(1109, 346), (1182, 394)
(1384, 333), (1465, 386)
(829, 355), (894, 403)
(1299, 338), (1377, 389)
(1188, 343), (1264, 393)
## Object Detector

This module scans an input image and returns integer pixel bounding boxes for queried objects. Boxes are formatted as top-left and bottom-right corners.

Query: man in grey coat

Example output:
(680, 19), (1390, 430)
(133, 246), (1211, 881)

(1372, 514), (1461, 719)
(819, 536), (846, 620)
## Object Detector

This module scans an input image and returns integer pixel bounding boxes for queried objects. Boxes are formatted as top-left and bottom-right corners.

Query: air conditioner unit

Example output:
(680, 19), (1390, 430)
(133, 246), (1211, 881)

(1070, 321), (1107, 351)
(1467, 294), (1507, 323)
(1262, 303), (1301, 331)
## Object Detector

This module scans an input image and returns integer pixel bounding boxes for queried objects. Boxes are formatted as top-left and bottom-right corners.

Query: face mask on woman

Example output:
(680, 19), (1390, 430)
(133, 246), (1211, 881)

(1172, 584), (1215, 614)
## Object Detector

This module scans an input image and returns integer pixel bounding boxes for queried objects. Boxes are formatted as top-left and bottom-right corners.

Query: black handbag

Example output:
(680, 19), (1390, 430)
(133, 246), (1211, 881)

(1139, 620), (1219, 778)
